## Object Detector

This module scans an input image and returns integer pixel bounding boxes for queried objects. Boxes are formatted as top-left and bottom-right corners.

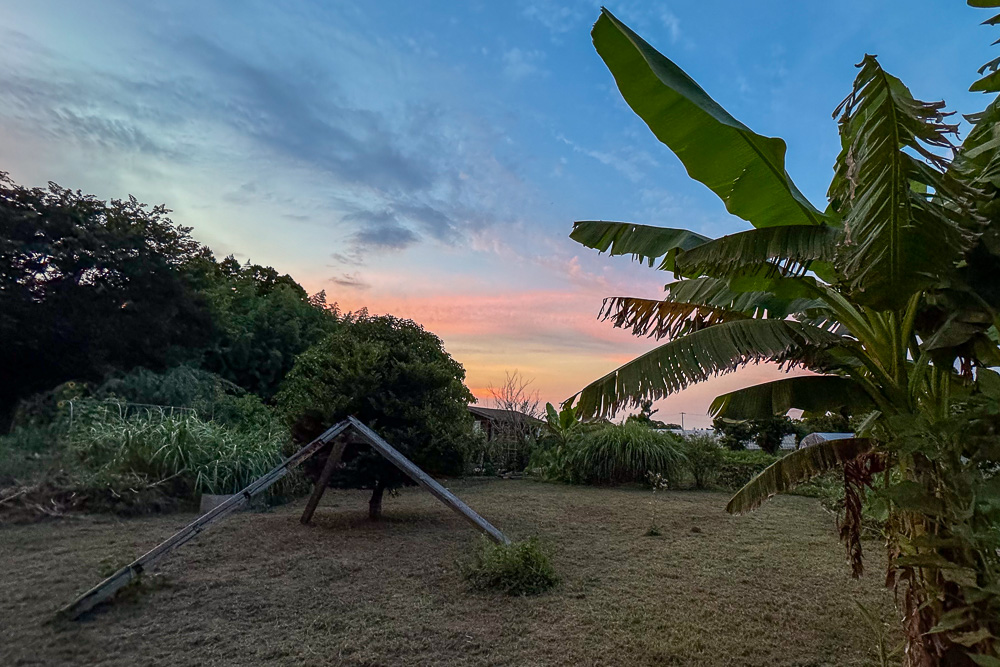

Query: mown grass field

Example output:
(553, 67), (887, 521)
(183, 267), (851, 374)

(1, 480), (896, 666)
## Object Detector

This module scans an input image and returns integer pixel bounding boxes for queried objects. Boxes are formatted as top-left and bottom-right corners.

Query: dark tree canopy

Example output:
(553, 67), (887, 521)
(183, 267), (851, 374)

(199, 256), (338, 400)
(0, 173), (213, 426)
(712, 416), (797, 454)
(0, 172), (337, 428)
(276, 315), (475, 500)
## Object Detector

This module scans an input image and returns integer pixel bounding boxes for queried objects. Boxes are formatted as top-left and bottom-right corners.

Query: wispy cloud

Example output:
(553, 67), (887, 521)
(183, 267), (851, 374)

(329, 272), (371, 290)
(502, 48), (548, 81)
(0, 13), (547, 267)
(519, 0), (592, 36)
(556, 133), (658, 183)
(344, 210), (421, 250)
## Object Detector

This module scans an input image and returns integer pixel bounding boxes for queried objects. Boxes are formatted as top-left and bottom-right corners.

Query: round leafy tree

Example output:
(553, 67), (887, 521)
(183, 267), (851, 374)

(276, 315), (474, 519)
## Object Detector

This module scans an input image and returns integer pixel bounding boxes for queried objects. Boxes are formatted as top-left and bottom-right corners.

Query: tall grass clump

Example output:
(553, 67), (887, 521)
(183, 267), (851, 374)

(568, 422), (686, 486)
(68, 413), (287, 497)
(460, 537), (558, 595)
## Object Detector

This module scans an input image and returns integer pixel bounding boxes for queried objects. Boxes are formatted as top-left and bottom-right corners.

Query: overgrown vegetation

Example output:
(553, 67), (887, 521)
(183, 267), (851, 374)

(67, 412), (287, 497)
(0, 385), (295, 519)
(460, 536), (558, 596)
(1, 173), (480, 522)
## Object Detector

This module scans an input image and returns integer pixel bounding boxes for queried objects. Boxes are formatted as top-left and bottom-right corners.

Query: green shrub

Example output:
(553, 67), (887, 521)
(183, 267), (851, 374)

(716, 449), (779, 490)
(567, 422), (686, 486)
(276, 315), (474, 499)
(460, 537), (558, 595)
(67, 413), (288, 497)
(682, 434), (725, 489)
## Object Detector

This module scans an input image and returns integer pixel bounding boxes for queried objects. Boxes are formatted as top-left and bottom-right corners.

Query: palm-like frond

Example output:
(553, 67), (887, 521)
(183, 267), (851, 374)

(726, 437), (873, 514)
(573, 319), (842, 418)
(591, 9), (826, 229)
(709, 375), (875, 419)
(598, 276), (832, 341)
(674, 225), (840, 279)
(570, 220), (708, 271)
(598, 296), (745, 341)
(954, 97), (1000, 191)
(829, 55), (975, 310)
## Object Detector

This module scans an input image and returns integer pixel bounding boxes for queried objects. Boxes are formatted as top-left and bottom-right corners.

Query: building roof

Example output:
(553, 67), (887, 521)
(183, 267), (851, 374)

(467, 405), (543, 423)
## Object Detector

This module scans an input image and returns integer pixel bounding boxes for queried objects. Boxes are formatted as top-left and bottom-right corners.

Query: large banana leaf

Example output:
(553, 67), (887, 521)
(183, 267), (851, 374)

(592, 9), (826, 229)
(674, 225), (839, 278)
(709, 375), (875, 419)
(570, 220), (708, 271)
(726, 437), (873, 514)
(829, 55), (973, 310)
(572, 319), (842, 418)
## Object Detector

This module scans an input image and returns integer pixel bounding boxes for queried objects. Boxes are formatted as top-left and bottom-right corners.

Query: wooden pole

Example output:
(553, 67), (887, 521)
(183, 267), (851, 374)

(346, 417), (510, 544)
(299, 439), (347, 524)
(59, 420), (352, 619)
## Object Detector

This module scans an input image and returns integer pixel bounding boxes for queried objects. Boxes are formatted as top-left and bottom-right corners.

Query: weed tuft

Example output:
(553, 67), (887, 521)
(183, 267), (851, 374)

(460, 537), (558, 596)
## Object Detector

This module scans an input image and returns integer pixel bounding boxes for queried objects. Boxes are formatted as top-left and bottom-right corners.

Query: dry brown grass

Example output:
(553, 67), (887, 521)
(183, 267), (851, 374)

(0, 480), (897, 666)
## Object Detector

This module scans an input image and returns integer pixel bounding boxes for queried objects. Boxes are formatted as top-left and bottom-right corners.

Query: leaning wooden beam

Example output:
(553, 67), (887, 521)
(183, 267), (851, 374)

(299, 438), (348, 524)
(59, 419), (352, 619)
(346, 416), (510, 545)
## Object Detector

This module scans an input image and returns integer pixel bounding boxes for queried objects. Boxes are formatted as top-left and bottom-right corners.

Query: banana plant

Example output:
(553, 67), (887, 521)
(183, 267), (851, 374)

(543, 401), (583, 448)
(572, 6), (1000, 663)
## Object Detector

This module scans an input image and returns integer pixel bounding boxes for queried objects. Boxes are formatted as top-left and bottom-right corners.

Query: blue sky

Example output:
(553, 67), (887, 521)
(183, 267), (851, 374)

(2, 1), (994, 426)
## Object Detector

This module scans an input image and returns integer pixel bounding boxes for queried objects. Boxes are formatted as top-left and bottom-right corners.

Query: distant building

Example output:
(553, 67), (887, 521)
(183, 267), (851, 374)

(468, 406), (543, 441)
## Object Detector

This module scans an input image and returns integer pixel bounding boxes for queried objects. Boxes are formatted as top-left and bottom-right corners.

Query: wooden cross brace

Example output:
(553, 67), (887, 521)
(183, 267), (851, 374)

(59, 417), (508, 620)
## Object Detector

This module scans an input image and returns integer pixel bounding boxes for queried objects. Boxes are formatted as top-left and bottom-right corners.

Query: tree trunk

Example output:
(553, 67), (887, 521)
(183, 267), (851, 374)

(368, 482), (385, 521)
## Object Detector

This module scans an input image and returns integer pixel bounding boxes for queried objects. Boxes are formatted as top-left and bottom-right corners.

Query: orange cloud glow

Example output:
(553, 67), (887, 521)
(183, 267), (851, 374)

(327, 284), (809, 428)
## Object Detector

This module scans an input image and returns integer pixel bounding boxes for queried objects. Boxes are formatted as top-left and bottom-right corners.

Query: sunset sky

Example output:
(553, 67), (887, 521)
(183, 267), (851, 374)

(2, 1), (992, 428)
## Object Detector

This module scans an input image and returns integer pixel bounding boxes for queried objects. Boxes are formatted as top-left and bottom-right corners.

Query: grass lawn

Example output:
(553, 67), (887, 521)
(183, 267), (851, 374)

(1, 480), (896, 666)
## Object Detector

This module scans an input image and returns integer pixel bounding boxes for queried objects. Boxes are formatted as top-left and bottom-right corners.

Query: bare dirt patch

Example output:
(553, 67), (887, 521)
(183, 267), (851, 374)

(1, 480), (895, 666)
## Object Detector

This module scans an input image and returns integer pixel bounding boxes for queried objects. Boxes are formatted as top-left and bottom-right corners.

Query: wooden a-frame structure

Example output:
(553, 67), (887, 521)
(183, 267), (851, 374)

(60, 416), (509, 619)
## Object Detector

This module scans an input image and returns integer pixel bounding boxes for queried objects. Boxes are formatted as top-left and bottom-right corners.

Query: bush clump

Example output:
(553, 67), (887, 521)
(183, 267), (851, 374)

(276, 314), (475, 519)
(717, 449), (779, 490)
(460, 537), (558, 595)
(567, 422), (686, 486)
(682, 434), (725, 489)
